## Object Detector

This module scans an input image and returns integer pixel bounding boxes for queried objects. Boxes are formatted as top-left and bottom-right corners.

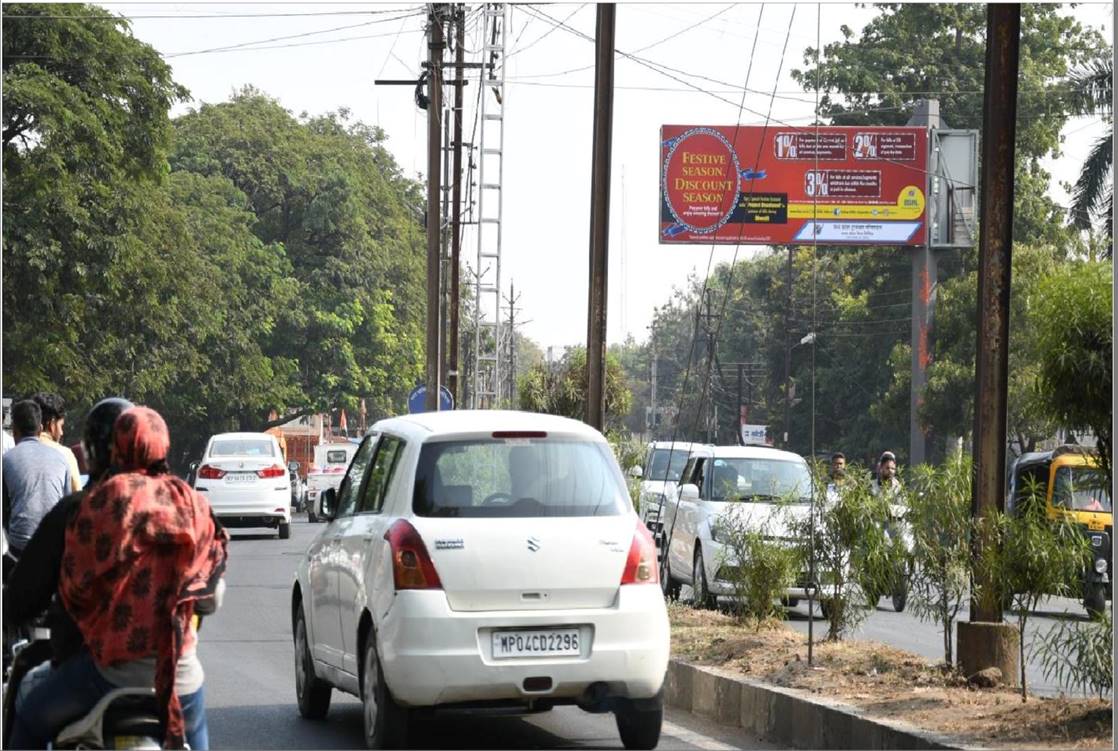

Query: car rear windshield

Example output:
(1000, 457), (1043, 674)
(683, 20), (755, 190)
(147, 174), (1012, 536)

(708, 457), (811, 502)
(210, 439), (275, 457)
(649, 448), (689, 482)
(413, 439), (629, 518)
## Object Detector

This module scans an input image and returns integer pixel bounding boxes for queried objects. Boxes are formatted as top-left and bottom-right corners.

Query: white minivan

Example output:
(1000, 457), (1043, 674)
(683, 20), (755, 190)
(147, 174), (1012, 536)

(193, 432), (292, 539)
(292, 410), (669, 749)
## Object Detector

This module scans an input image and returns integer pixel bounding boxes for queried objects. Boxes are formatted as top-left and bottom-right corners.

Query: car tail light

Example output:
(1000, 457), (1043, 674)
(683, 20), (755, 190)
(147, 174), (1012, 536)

(257, 465), (286, 478)
(384, 520), (443, 590)
(492, 431), (547, 439)
(198, 465), (226, 480)
(620, 521), (660, 585)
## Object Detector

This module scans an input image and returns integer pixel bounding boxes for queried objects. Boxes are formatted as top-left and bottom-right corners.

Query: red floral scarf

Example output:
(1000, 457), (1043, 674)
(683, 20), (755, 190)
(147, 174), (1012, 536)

(61, 407), (228, 748)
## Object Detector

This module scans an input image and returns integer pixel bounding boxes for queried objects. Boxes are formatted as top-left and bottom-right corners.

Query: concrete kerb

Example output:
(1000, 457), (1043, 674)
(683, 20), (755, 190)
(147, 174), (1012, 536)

(666, 659), (980, 750)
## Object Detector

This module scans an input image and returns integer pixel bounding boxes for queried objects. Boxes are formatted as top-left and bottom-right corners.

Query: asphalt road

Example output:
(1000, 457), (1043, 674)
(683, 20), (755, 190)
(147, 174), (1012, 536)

(198, 516), (775, 750)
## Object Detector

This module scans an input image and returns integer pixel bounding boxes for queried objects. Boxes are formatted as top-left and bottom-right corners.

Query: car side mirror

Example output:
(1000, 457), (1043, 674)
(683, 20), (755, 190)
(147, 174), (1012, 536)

(189, 462), (199, 472)
(288, 461), (300, 473)
(629, 465), (643, 479)
(317, 488), (338, 521)
(679, 484), (700, 503)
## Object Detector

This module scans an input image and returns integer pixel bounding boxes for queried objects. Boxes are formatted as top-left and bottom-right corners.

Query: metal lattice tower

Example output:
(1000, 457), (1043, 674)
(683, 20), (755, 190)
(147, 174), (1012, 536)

(471, 3), (507, 409)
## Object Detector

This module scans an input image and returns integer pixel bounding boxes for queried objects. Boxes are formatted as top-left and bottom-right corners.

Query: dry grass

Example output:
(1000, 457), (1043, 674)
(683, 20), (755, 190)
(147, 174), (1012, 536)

(668, 603), (1113, 749)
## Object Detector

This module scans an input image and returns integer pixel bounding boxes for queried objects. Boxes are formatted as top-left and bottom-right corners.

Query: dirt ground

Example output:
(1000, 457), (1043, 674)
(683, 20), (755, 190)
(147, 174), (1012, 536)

(669, 603), (1113, 749)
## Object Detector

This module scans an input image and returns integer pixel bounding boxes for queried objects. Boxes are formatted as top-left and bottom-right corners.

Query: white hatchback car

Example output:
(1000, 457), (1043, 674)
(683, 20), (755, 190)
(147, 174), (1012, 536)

(193, 432), (292, 539)
(291, 411), (669, 749)
(660, 445), (813, 607)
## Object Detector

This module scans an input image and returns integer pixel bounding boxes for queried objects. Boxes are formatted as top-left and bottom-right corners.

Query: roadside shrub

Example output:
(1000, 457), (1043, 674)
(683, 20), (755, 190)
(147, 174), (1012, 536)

(974, 477), (1091, 700)
(1036, 608), (1112, 699)
(715, 511), (799, 625)
(906, 455), (972, 666)
(790, 464), (895, 640)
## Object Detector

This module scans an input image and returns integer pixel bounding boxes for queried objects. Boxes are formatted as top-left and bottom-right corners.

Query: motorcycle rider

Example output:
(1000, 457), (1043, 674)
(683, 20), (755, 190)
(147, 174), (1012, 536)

(6, 402), (226, 750)
(2, 400), (72, 564)
(4, 398), (133, 747)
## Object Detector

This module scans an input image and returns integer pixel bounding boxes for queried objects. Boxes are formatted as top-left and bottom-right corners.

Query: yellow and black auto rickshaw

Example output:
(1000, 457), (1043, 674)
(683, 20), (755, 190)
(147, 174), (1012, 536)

(1008, 445), (1112, 614)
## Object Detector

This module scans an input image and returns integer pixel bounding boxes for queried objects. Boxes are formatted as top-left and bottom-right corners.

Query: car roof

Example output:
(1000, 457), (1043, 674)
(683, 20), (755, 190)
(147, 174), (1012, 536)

(648, 441), (706, 452)
(368, 410), (606, 444)
(207, 432), (279, 442)
(688, 444), (806, 463)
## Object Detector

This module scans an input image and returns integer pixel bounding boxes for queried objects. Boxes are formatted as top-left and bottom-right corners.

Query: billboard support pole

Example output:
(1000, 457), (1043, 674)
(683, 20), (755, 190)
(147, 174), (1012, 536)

(425, 7), (445, 412)
(957, 3), (1022, 683)
(907, 99), (942, 466)
(783, 246), (793, 447)
(586, 3), (615, 431)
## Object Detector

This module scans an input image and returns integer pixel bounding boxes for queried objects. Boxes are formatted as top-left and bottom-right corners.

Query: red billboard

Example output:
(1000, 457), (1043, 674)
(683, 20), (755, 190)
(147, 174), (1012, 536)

(660, 125), (928, 246)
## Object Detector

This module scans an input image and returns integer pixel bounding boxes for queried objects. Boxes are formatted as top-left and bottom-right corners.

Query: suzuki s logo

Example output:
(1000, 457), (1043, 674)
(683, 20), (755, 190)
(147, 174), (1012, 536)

(527, 536), (541, 552)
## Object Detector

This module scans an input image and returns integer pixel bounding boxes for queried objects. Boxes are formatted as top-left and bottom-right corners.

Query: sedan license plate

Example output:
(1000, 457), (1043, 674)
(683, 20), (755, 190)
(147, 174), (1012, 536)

(492, 629), (580, 659)
(225, 472), (256, 484)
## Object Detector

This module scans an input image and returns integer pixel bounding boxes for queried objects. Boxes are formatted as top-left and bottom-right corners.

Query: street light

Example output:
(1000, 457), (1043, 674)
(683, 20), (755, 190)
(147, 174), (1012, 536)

(784, 332), (817, 444)
(799, 331), (816, 346)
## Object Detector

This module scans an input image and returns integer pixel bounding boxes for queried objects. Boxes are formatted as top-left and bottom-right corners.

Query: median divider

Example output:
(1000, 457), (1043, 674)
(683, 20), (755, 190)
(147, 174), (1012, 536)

(665, 659), (977, 750)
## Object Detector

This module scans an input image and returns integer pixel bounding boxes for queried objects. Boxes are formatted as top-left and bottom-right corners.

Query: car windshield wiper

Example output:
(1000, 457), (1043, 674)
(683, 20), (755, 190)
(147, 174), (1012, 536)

(722, 493), (780, 502)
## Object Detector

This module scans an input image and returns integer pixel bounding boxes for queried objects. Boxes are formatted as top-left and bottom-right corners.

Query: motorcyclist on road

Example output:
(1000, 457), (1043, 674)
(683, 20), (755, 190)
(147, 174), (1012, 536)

(8, 406), (228, 750)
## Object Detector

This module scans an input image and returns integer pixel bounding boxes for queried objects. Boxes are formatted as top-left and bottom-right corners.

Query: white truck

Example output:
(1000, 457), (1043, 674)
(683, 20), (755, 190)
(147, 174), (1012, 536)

(305, 441), (359, 522)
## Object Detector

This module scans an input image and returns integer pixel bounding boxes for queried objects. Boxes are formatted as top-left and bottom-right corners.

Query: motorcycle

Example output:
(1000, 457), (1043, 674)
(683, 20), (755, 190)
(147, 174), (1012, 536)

(3, 622), (164, 750)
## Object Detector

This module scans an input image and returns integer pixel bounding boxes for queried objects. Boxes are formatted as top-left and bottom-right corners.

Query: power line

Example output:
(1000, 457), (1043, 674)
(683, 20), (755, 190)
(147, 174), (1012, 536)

(504, 3), (586, 61)
(1, 7), (423, 20)
(164, 11), (424, 58)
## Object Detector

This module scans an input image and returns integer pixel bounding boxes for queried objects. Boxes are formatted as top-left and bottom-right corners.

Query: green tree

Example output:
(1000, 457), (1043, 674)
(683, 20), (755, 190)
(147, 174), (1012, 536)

(517, 346), (632, 431)
(1032, 261), (1113, 490)
(3, 2), (189, 404)
(170, 90), (427, 424)
(1065, 58), (1113, 250)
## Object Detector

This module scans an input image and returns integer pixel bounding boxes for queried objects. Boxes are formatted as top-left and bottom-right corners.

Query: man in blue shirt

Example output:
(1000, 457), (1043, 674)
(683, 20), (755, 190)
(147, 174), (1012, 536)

(2, 400), (71, 557)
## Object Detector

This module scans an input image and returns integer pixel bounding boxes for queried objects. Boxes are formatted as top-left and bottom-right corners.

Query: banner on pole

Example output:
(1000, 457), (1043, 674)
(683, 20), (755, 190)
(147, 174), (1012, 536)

(660, 125), (928, 246)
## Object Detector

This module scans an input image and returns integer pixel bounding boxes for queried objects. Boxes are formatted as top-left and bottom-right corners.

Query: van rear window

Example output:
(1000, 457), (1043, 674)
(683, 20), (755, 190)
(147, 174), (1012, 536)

(326, 450), (349, 464)
(413, 439), (629, 518)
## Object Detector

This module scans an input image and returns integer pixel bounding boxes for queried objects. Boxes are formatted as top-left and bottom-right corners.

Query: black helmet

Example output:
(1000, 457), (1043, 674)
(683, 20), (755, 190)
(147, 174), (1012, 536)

(83, 397), (134, 482)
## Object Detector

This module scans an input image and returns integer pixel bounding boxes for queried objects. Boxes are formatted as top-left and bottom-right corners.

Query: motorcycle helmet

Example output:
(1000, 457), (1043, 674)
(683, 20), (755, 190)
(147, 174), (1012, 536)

(82, 397), (134, 483)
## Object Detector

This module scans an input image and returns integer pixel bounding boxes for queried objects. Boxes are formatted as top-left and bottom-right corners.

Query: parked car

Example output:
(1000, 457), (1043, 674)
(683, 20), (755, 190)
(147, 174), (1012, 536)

(633, 441), (707, 545)
(289, 462), (306, 512)
(659, 445), (813, 607)
(292, 410), (669, 750)
(305, 442), (359, 522)
(192, 432), (292, 539)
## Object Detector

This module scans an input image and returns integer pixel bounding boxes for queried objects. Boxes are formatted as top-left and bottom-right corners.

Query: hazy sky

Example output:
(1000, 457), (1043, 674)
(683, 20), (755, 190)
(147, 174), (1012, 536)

(111, 1), (1113, 353)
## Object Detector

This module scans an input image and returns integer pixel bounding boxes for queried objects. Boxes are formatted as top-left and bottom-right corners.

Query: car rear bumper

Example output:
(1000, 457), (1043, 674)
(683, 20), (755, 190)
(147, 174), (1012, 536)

(377, 585), (669, 707)
(197, 490), (291, 525)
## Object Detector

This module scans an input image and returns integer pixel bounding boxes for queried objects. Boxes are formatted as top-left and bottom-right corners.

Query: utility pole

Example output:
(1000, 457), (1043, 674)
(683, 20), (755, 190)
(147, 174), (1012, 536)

(504, 280), (520, 405)
(650, 348), (658, 439)
(783, 247), (793, 447)
(448, 7), (465, 404)
(424, 6), (445, 411)
(737, 363), (744, 446)
(585, 3), (615, 431)
(957, 3), (1022, 685)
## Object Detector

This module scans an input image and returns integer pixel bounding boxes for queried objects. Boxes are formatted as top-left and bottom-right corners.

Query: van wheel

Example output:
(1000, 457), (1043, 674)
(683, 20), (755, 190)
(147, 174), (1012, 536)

(308, 510), (318, 523)
(294, 609), (331, 719)
(615, 697), (663, 750)
(692, 548), (716, 610)
(279, 522), (291, 540)
(362, 631), (410, 749)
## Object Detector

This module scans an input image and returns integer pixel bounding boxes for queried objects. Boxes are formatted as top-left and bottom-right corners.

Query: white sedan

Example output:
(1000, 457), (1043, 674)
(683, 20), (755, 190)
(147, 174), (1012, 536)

(193, 432), (292, 539)
(291, 411), (669, 749)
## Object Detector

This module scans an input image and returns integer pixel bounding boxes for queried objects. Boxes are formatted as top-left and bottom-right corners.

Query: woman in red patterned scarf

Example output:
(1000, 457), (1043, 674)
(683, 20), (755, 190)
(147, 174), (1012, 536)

(9, 406), (228, 749)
